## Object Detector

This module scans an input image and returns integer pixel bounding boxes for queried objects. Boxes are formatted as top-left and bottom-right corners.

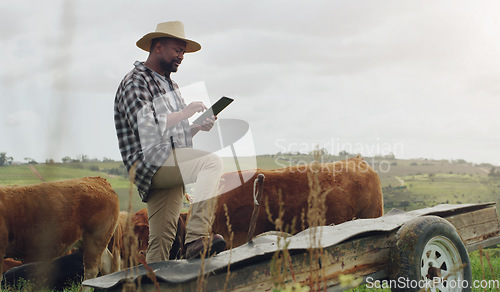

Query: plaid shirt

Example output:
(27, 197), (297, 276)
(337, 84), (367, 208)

(114, 61), (193, 202)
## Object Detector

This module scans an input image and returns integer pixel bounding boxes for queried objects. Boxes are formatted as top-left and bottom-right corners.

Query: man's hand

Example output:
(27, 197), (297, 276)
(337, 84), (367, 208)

(182, 101), (207, 119)
(199, 116), (217, 131)
(191, 115), (217, 136)
(167, 101), (207, 129)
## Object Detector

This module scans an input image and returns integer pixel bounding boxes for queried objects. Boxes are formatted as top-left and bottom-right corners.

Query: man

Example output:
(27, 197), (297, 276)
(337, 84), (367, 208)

(114, 21), (226, 262)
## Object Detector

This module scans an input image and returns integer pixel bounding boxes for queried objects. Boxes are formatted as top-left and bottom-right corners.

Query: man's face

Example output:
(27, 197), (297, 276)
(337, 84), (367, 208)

(158, 38), (187, 73)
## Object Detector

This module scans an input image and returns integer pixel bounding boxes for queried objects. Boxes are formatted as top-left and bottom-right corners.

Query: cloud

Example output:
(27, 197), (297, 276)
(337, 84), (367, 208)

(2, 0), (500, 165)
(5, 110), (41, 127)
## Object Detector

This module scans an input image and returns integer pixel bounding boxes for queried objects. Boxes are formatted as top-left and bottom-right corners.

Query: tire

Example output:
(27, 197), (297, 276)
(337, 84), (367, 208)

(389, 216), (472, 292)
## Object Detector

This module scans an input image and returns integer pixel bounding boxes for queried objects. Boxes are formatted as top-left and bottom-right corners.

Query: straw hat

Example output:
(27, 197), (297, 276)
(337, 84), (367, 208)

(136, 21), (201, 53)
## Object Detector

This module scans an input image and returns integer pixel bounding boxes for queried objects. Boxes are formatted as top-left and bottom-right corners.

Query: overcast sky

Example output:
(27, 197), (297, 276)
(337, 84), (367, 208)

(1, 0), (499, 166)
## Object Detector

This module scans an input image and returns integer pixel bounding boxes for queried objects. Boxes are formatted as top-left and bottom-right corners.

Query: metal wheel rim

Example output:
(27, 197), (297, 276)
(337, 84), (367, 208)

(420, 235), (465, 292)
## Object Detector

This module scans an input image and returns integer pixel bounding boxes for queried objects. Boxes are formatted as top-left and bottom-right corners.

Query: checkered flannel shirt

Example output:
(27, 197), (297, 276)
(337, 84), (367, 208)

(114, 61), (193, 201)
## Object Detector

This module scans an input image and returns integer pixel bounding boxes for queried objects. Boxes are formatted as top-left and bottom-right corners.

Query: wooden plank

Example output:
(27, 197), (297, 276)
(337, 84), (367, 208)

(444, 206), (499, 230)
(443, 206), (500, 246)
(467, 236), (500, 252)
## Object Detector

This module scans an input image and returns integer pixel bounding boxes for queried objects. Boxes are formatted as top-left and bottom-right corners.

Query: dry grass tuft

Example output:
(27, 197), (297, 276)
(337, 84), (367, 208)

(267, 190), (295, 290)
(262, 148), (335, 291)
(305, 150), (331, 291)
(223, 203), (234, 292)
(121, 163), (154, 291)
(478, 246), (499, 292)
(196, 183), (225, 292)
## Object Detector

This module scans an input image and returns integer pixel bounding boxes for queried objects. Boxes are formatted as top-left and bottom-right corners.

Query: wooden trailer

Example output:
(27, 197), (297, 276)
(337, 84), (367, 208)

(83, 202), (500, 291)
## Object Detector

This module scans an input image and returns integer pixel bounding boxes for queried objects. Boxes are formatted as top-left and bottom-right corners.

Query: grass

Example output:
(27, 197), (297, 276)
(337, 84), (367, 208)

(1, 279), (83, 292)
(470, 246), (500, 291)
(0, 164), (127, 187)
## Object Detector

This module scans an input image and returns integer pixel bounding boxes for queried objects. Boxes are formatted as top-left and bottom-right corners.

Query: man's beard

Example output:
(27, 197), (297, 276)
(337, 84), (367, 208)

(160, 58), (179, 73)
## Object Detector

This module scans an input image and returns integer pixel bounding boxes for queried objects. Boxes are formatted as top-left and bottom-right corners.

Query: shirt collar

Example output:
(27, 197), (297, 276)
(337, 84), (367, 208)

(134, 61), (150, 72)
(134, 61), (171, 81)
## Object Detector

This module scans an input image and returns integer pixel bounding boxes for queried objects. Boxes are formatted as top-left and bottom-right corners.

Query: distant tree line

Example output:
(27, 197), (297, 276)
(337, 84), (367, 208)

(0, 152), (13, 166)
(1, 152), (40, 165)
(61, 155), (116, 163)
(0, 152), (122, 165)
(489, 167), (500, 177)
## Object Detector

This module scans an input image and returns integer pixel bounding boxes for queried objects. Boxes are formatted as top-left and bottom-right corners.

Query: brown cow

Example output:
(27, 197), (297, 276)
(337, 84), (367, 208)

(106, 211), (128, 271)
(1, 258), (22, 273)
(108, 208), (187, 267)
(137, 157), (383, 258)
(0, 177), (120, 283)
(131, 209), (187, 260)
(121, 209), (186, 261)
(131, 208), (149, 258)
(212, 157), (384, 248)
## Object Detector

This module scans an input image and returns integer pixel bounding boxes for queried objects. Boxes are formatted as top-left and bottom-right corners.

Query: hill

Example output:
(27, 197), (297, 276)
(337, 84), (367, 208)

(0, 155), (498, 214)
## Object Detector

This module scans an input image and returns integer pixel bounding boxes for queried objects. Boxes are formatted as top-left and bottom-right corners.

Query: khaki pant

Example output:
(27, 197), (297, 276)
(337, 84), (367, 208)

(146, 148), (223, 263)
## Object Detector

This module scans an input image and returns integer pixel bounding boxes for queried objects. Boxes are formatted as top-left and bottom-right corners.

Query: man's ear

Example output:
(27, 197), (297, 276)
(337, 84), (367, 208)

(150, 39), (165, 54)
(153, 41), (162, 54)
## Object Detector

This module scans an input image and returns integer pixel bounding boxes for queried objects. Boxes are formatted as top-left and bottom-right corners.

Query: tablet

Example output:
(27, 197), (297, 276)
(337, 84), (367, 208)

(192, 96), (234, 125)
